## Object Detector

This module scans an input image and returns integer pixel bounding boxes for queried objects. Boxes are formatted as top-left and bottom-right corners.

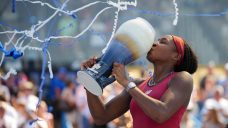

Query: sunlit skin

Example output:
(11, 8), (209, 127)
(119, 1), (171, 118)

(81, 35), (193, 125)
(113, 35), (182, 87)
(147, 35), (179, 65)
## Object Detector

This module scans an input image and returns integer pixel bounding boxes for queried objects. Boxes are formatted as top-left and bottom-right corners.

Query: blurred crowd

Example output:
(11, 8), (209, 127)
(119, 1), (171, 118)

(0, 59), (131, 128)
(180, 62), (228, 128)
(0, 61), (228, 128)
(0, 0), (228, 127)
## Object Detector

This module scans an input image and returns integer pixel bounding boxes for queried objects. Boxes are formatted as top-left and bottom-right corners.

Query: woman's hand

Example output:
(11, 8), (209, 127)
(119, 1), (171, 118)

(80, 56), (97, 70)
(112, 62), (130, 87)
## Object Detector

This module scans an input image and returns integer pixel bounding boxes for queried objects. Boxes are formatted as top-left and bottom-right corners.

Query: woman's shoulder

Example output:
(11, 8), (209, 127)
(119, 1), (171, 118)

(170, 71), (193, 89)
(174, 71), (193, 81)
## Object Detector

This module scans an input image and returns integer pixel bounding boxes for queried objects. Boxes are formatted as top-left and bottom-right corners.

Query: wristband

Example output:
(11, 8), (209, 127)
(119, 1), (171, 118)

(126, 82), (136, 92)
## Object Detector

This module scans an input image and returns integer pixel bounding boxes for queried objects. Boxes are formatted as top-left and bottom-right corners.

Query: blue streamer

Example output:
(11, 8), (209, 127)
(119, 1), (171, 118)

(0, 21), (19, 31)
(29, 119), (39, 125)
(30, 42), (48, 125)
(38, 44), (48, 107)
(30, 6), (60, 125)
(52, 0), (77, 19)
(12, 0), (16, 13)
(0, 42), (23, 59)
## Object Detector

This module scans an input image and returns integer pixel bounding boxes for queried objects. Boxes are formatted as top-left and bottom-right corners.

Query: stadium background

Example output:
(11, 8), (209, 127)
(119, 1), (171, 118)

(0, 0), (228, 128)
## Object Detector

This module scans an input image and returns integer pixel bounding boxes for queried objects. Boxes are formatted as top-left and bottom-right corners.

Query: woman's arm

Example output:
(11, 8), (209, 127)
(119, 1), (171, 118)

(112, 63), (193, 123)
(86, 79), (144, 125)
(86, 89), (131, 125)
(128, 72), (193, 123)
(81, 57), (143, 125)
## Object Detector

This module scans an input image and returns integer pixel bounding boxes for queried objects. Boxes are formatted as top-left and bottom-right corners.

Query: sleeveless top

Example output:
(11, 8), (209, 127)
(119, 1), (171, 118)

(130, 72), (186, 128)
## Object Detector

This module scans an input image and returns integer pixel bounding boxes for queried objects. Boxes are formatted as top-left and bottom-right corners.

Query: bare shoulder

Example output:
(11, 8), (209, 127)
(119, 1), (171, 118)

(169, 71), (193, 96)
(165, 71), (193, 106)
(160, 71), (194, 116)
(172, 71), (193, 85)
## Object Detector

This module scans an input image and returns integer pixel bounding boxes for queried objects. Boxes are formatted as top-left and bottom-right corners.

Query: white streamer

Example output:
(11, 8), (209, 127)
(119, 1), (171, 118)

(0, 0), (137, 80)
(0, 68), (17, 80)
(173, 0), (179, 26)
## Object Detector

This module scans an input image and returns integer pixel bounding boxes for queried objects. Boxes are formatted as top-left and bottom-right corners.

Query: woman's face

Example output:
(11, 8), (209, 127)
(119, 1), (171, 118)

(146, 35), (178, 64)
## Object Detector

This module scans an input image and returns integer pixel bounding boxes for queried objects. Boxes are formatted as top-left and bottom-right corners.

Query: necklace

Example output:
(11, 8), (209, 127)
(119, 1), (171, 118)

(148, 71), (173, 87)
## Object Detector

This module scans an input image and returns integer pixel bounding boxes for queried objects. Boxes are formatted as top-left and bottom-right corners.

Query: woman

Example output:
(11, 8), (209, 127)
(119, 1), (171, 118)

(81, 35), (198, 128)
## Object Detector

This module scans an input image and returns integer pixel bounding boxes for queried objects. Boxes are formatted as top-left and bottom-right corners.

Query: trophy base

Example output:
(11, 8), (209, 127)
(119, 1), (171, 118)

(77, 71), (103, 96)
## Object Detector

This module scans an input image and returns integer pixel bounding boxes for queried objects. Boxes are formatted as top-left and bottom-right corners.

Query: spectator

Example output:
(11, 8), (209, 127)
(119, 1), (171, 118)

(0, 98), (18, 128)
(202, 108), (225, 128)
(198, 61), (218, 113)
(0, 80), (10, 102)
(76, 84), (93, 128)
(37, 101), (54, 128)
(49, 67), (67, 101)
(203, 86), (228, 125)
(219, 63), (228, 99)
(181, 87), (202, 128)
(61, 80), (80, 128)
(48, 67), (67, 128)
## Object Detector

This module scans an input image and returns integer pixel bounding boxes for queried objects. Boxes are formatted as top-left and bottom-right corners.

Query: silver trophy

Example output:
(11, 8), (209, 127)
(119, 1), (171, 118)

(77, 17), (155, 96)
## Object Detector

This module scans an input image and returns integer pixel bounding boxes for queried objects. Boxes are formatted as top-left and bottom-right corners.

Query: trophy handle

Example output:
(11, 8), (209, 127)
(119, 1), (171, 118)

(100, 76), (116, 88)
(95, 55), (103, 63)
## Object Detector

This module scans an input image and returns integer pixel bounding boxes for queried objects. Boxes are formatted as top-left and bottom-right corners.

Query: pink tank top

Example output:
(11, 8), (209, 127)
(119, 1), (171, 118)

(130, 72), (186, 128)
